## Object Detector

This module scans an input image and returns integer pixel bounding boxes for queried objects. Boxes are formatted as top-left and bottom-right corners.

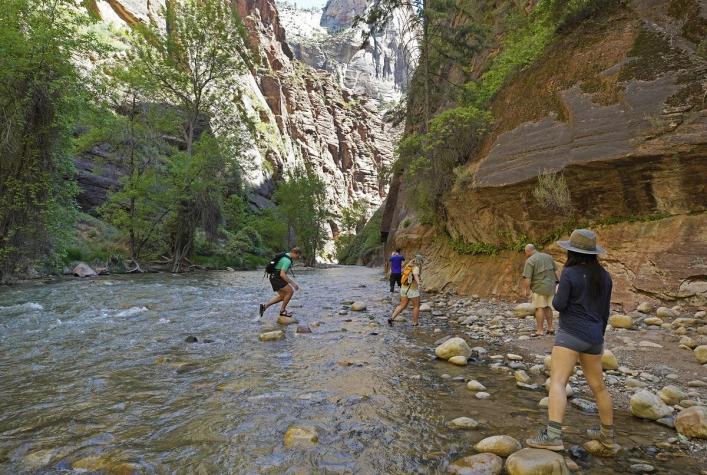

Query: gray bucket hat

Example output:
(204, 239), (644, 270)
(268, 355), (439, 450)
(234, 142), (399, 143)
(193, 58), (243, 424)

(557, 229), (606, 255)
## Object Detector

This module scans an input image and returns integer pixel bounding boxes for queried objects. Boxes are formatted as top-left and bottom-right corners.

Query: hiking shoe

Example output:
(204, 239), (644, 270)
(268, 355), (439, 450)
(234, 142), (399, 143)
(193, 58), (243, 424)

(387, 318), (394, 326)
(586, 427), (617, 448)
(259, 304), (265, 318)
(526, 428), (565, 451)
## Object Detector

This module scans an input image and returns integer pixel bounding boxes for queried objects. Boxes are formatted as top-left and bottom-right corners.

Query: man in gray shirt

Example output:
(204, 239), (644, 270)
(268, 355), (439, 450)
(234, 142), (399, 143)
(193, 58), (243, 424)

(522, 244), (559, 336)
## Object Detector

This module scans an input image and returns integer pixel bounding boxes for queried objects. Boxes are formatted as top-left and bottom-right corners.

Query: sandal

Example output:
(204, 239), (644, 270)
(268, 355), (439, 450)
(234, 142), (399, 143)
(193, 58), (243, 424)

(547, 329), (556, 335)
(259, 304), (266, 317)
(279, 310), (294, 317)
(387, 318), (394, 326)
(531, 332), (545, 338)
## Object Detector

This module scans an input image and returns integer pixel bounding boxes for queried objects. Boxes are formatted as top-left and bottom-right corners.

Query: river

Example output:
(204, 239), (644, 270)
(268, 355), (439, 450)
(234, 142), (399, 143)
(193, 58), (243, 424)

(0, 267), (703, 474)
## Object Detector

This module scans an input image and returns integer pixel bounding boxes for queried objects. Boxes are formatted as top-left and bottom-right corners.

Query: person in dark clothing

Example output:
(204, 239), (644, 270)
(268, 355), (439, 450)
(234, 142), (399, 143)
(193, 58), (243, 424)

(388, 249), (405, 293)
(527, 229), (618, 453)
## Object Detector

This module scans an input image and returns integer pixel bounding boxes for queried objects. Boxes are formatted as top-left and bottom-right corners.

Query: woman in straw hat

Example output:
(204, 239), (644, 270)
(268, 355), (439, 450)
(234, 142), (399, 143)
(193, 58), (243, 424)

(527, 229), (618, 452)
(388, 254), (424, 327)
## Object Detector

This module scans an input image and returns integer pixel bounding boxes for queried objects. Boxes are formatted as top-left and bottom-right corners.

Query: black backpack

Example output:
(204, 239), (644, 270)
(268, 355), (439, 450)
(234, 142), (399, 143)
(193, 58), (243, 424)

(265, 252), (291, 277)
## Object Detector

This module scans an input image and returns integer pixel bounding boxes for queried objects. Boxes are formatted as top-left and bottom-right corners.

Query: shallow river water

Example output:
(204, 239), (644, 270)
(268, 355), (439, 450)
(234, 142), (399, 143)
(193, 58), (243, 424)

(0, 267), (704, 474)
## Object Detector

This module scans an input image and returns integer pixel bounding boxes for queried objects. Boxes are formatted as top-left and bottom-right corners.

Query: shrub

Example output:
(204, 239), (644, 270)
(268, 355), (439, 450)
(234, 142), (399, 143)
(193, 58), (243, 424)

(532, 170), (574, 213)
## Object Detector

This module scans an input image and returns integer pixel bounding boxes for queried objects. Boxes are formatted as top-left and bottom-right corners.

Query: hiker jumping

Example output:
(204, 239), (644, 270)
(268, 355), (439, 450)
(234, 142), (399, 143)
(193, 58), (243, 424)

(258, 246), (302, 319)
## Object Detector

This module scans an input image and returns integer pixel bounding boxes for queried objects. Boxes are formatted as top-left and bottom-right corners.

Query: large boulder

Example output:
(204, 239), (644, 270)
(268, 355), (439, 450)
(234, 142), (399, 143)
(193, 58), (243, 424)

(630, 390), (674, 420)
(513, 303), (536, 318)
(608, 314), (633, 329)
(473, 435), (522, 457)
(448, 453), (503, 475)
(675, 406), (707, 439)
(601, 349), (619, 370)
(694, 345), (707, 364)
(72, 262), (97, 277)
(505, 448), (569, 475)
(435, 337), (472, 360)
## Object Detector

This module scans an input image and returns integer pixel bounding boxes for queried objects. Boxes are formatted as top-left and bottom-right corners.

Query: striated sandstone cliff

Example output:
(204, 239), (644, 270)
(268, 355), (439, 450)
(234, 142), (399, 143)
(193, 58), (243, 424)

(85, 0), (394, 257)
(384, 0), (707, 308)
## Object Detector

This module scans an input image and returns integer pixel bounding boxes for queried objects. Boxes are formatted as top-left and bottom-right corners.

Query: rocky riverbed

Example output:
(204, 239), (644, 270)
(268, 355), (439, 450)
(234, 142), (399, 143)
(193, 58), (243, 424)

(0, 267), (705, 474)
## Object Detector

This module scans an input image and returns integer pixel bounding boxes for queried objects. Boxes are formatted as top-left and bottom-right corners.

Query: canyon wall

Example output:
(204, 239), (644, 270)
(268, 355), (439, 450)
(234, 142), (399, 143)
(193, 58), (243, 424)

(82, 0), (394, 258)
(384, 0), (707, 308)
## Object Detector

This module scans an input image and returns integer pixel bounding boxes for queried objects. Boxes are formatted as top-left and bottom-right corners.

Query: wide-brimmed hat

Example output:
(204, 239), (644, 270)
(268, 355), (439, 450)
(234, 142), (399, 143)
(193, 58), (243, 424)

(557, 229), (606, 255)
(413, 254), (425, 263)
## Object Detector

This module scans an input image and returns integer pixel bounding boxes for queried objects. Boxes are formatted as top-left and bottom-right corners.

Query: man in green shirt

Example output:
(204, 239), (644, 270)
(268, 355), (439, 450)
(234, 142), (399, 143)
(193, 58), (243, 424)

(522, 244), (560, 337)
(259, 247), (301, 318)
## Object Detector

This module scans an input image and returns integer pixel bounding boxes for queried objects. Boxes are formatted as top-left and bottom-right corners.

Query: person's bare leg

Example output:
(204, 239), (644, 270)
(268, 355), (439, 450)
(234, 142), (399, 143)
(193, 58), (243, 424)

(391, 296), (409, 320)
(548, 346), (579, 423)
(264, 290), (284, 310)
(279, 286), (294, 314)
(411, 297), (420, 325)
(534, 307), (545, 335)
(579, 352), (613, 426)
(544, 307), (554, 332)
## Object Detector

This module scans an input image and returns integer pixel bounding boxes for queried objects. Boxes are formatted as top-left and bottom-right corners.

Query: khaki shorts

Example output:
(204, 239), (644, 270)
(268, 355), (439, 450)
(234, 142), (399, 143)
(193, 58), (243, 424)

(401, 286), (420, 299)
(531, 292), (553, 308)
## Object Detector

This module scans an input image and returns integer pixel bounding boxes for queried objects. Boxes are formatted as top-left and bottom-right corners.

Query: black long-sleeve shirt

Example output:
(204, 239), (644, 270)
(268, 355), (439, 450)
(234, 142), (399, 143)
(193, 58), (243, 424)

(552, 265), (612, 345)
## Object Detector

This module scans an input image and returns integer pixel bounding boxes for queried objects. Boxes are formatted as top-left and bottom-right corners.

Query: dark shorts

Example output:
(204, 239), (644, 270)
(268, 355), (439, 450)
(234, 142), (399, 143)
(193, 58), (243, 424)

(554, 329), (603, 355)
(270, 275), (289, 292)
(390, 273), (402, 284)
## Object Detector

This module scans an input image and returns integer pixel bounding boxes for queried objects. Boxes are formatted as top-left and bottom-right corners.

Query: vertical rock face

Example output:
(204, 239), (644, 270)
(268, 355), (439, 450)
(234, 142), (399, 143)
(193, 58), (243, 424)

(384, 1), (707, 306)
(277, 0), (415, 105)
(88, 0), (395, 258)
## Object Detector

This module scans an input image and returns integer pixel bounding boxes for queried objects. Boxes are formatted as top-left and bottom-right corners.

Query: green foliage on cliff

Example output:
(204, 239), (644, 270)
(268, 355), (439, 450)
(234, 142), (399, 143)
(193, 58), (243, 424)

(0, 0), (99, 280)
(336, 207), (383, 265)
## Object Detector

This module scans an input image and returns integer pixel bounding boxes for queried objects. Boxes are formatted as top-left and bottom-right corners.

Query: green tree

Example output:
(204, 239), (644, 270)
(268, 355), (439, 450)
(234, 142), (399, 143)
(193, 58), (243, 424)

(273, 167), (328, 266)
(0, 0), (96, 279)
(123, 0), (251, 271)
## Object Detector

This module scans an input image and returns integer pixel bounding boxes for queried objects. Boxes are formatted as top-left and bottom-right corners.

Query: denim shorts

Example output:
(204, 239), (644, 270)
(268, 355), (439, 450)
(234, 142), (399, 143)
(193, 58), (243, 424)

(554, 329), (603, 355)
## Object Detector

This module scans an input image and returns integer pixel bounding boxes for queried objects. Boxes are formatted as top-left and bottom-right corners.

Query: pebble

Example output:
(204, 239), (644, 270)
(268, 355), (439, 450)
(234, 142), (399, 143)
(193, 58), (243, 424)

(630, 463), (655, 473)
(507, 353), (523, 361)
(447, 416), (480, 430)
(467, 380), (487, 391)
(476, 392), (491, 399)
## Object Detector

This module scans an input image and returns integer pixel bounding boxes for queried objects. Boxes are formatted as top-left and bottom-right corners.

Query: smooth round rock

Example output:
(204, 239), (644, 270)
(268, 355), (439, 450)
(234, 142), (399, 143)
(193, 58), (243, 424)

(447, 416), (480, 430)
(449, 355), (468, 366)
(601, 349), (619, 370)
(475, 391), (491, 399)
(259, 330), (285, 341)
(513, 303), (536, 318)
(608, 314), (633, 329)
(583, 439), (621, 457)
(658, 385), (687, 405)
(277, 315), (299, 325)
(467, 380), (487, 391)
(350, 302), (367, 311)
(630, 463), (655, 473)
(694, 345), (707, 364)
(435, 337), (472, 360)
(448, 453), (503, 475)
(630, 390), (673, 420)
(505, 448), (569, 475)
(474, 435), (521, 457)
(656, 307), (678, 319)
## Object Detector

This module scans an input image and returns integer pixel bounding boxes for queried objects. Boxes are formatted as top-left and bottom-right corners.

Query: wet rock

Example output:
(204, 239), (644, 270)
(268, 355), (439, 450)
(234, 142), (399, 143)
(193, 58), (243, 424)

(513, 303), (536, 318)
(72, 456), (139, 474)
(694, 345), (707, 364)
(544, 355), (552, 371)
(656, 416), (675, 428)
(474, 435), (522, 457)
(672, 318), (696, 328)
(538, 397), (549, 408)
(296, 325), (312, 334)
(601, 349), (619, 370)
(630, 463), (655, 473)
(679, 336), (697, 349)
(277, 315), (299, 325)
(608, 314), (633, 329)
(449, 355), (468, 366)
(688, 380), (707, 388)
(656, 307), (678, 319)
(184, 335), (198, 343)
(259, 330), (285, 341)
(467, 380), (487, 391)
(507, 353), (523, 361)
(350, 302), (367, 311)
(435, 337), (472, 360)
(434, 335), (453, 346)
(630, 390), (674, 420)
(658, 385), (687, 405)
(475, 392), (491, 399)
(72, 262), (97, 277)
(448, 453), (503, 475)
(505, 448), (569, 475)
(567, 445), (589, 462)
(644, 317), (663, 326)
(517, 382), (539, 391)
(420, 303), (432, 312)
(564, 457), (580, 472)
(284, 425), (318, 447)
(636, 302), (653, 314)
(675, 406), (707, 439)
(447, 416), (480, 430)
(570, 398), (598, 413)
(583, 439), (621, 457)
(514, 370), (531, 384)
